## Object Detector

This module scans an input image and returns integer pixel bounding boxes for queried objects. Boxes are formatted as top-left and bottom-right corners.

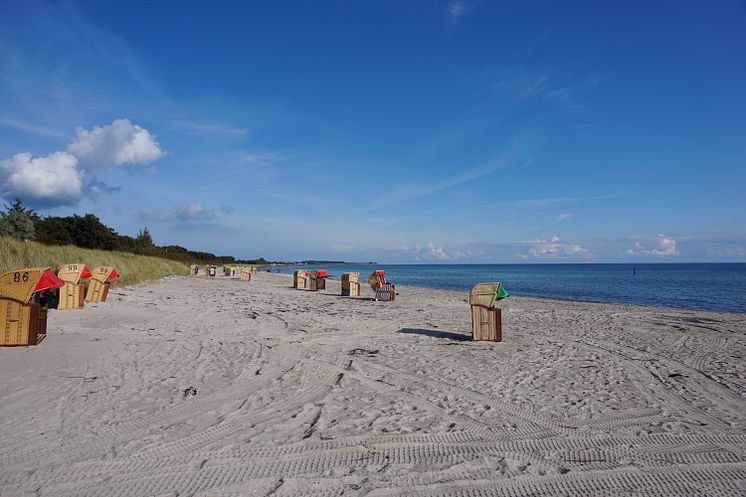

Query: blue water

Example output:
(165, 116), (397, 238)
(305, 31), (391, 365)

(268, 263), (746, 313)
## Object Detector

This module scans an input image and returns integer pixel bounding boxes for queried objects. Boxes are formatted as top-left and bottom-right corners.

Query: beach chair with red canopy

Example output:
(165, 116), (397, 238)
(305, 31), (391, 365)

(57, 263), (92, 310)
(309, 270), (328, 291)
(85, 266), (120, 303)
(0, 267), (64, 346)
(368, 270), (395, 301)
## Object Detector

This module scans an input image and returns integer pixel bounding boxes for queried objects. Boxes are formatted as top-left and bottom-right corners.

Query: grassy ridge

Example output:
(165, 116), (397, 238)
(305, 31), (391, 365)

(0, 236), (190, 286)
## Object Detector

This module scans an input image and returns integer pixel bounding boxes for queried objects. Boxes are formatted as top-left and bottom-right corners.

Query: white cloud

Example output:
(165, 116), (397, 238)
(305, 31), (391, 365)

(0, 119), (164, 206)
(555, 212), (573, 222)
(68, 119), (163, 170)
(527, 235), (590, 258)
(401, 242), (454, 261)
(175, 202), (215, 222)
(137, 202), (215, 223)
(425, 242), (450, 260)
(626, 234), (679, 257)
(653, 235), (678, 256)
(0, 152), (83, 206)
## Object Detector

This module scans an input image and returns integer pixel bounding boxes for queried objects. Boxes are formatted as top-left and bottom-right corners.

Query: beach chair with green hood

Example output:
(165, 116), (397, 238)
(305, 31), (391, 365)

(469, 282), (510, 341)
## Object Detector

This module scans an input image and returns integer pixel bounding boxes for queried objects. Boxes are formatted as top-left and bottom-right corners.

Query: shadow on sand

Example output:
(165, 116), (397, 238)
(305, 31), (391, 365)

(397, 328), (472, 342)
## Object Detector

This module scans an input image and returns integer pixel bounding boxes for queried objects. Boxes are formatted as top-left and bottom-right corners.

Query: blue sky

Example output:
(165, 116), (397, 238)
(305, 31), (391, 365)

(1, 0), (744, 262)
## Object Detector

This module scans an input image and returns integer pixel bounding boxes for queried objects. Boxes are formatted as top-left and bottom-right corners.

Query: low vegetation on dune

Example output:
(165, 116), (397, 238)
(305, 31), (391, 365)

(0, 236), (190, 286)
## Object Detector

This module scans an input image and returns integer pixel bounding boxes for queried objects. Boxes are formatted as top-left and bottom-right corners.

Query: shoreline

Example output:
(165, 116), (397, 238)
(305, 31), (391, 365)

(267, 270), (746, 316)
(1, 271), (744, 495)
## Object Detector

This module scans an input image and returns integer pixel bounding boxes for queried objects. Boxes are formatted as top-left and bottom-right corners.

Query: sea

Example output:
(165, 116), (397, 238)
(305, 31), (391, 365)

(267, 263), (746, 313)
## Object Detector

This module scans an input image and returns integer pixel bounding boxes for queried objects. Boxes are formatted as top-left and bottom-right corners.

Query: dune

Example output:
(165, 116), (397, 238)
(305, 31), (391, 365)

(0, 271), (744, 496)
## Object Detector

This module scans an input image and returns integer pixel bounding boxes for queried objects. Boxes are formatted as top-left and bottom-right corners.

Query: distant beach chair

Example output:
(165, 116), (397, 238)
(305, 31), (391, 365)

(85, 266), (120, 303)
(57, 263), (92, 310)
(207, 265), (216, 278)
(368, 270), (395, 301)
(190, 264), (198, 276)
(240, 267), (252, 281)
(341, 272), (360, 297)
(0, 267), (65, 346)
(293, 270), (308, 289)
(309, 270), (327, 291)
(469, 282), (510, 342)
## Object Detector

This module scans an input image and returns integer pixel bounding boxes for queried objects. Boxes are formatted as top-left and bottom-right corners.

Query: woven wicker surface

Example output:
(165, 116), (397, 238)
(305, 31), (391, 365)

(0, 267), (49, 303)
(57, 263), (87, 284)
(469, 282), (502, 308)
(90, 266), (115, 283)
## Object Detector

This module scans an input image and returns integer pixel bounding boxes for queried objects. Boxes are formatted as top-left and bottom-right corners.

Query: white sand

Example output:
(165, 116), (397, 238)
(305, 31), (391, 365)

(0, 271), (744, 496)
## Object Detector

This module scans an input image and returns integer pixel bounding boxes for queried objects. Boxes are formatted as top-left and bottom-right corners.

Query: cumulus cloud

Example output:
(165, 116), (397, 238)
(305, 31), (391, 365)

(137, 202), (215, 223)
(0, 119), (163, 206)
(526, 235), (590, 258)
(0, 152), (83, 206)
(555, 212), (573, 222)
(400, 242), (455, 261)
(68, 119), (163, 170)
(175, 202), (215, 222)
(626, 234), (679, 257)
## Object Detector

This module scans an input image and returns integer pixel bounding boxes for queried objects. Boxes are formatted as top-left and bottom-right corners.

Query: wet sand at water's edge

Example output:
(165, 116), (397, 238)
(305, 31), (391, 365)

(1, 272), (745, 496)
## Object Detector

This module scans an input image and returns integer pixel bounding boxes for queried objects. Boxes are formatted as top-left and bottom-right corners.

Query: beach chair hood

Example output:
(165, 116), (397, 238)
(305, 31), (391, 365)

(0, 267), (64, 303)
(367, 270), (386, 291)
(469, 282), (510, 309)
(58, 263), (91, 284)
(91, 266), (119, 282)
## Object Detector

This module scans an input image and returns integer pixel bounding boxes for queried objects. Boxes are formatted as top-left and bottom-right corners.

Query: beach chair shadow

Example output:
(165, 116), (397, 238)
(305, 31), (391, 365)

(397, 328), (471, 342)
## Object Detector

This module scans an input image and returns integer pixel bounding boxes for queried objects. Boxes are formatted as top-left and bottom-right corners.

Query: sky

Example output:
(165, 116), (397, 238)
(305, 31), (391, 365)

(0, 0), (744, 263)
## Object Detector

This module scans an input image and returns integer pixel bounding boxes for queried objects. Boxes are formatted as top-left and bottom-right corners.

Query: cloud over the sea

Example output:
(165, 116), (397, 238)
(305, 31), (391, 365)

(626, 234), (679, 257)
(0, 119), (163, 206)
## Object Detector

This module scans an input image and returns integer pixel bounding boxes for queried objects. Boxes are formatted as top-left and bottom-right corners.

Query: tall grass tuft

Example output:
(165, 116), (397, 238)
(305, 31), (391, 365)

(0, 236), (190, 286)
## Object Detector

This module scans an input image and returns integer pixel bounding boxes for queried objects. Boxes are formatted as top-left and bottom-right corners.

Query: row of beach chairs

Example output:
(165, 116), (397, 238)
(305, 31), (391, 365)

(190, 265), (255, 281)
(0, 264), (119, 347)
(293, 269), (509, 341)
(293, 269), (396, 301)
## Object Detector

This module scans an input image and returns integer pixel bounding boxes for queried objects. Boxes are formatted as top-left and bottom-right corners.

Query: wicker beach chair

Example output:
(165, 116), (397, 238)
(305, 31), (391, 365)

(240, 267), (252, 281)
(368, 270), (395, 301)
(469, 282), (509, 341)
(308, 270), (328, 291)
(57, 263), (92, 310)
(341, 272), (361, 297)
(1, 267), (65, 346)
(293, 270), (308, 289)
(85, 266), (120, 303)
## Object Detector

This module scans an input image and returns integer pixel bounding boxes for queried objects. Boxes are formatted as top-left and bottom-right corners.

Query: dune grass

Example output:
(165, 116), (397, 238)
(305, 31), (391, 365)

(0, 236), (190, 286)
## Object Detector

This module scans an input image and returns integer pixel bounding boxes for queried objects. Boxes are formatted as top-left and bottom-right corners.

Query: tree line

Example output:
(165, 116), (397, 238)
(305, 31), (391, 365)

(0, 199), (267, 266)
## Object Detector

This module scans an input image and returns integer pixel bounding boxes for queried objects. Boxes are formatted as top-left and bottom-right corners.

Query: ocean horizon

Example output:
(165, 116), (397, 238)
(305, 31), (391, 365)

(269, 262), (746, 314)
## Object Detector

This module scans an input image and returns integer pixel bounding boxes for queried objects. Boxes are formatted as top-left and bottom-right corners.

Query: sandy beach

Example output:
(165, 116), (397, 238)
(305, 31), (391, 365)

(1, 271), (744, 496)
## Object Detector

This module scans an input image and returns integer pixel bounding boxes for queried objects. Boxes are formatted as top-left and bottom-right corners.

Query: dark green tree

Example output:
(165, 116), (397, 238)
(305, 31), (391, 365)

(0, 198), (37, 240)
